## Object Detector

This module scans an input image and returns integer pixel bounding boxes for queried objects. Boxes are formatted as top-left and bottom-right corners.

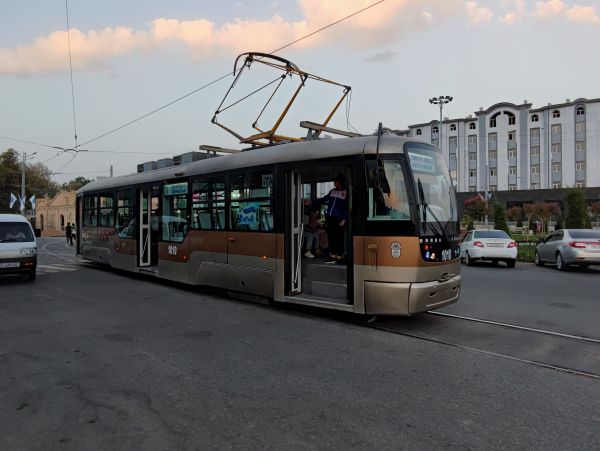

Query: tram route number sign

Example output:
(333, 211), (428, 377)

(168, 245), (178, 256)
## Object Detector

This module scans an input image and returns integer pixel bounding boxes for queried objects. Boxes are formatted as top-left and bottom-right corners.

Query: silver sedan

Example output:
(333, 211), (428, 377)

(535, 229), (600, 271)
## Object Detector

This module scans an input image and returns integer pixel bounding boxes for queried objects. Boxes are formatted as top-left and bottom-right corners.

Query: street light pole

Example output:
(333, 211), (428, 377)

(429, 95), (454, 181)
(15, 150), (37, 217)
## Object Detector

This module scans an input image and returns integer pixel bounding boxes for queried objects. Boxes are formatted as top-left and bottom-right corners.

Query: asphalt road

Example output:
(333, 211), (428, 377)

(0, 238), (599, 450)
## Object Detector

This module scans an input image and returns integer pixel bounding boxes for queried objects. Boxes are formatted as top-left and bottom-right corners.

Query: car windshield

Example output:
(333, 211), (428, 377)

(0, 222), (34, 243)
(569, 230), (600, 239)
(475, 230), (510, 239)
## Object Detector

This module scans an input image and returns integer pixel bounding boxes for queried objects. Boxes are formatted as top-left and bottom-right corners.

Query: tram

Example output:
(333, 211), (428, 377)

(76, 133), (461, 315)
(77, 53), (460, 315)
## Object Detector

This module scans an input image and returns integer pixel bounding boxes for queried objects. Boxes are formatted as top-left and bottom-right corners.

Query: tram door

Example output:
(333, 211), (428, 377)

(288, 170), (303, 294)
(138, 188), (152, 267)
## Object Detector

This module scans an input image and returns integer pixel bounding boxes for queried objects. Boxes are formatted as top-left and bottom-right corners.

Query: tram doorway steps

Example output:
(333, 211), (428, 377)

(301, 259), (347, 299)
(138, 266), (159, 276)
(283, 294), (353, 312)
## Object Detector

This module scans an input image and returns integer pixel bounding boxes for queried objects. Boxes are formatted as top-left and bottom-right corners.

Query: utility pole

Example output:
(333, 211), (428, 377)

(21, 152), (26, 216)
(110, 165), (113, 178)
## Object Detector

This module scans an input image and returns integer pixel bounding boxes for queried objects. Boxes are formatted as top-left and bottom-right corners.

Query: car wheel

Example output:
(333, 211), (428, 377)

(580, 264), (590, 269)
(506, 259), (516, 268)
(491, 260), (499, 265)
(465, 252), (474, 266)
(28, 270), (36, 281)
(556, 253), (567, 271)
(534, 251), (543, 266)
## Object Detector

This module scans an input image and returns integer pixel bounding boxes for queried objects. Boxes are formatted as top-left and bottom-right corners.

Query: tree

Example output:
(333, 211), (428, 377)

(564, 188), (587, 229)
(590, 201), (600, 228)
(62, 176), (93, 191)
(506, 206), (523, 227)
(464, 195), (488, 221)
(523, 202), (560, 234)
(493, 202), (510, 234)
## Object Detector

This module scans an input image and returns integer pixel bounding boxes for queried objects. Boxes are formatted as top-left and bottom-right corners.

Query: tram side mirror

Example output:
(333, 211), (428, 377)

(34, 228), (42, 238)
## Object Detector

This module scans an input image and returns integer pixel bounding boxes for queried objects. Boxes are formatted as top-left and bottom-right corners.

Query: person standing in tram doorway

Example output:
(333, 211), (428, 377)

(314, 173), (348, 264)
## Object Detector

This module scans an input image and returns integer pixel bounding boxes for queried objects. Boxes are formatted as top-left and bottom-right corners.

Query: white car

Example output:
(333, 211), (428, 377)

(0, 214), (39, 281)
(460, 229), (518, 268)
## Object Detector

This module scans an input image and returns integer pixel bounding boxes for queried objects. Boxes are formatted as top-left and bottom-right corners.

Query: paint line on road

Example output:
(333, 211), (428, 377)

(428, 311), (600, 344)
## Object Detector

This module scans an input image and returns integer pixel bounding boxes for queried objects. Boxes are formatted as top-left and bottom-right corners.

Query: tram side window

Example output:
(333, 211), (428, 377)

(99, 192), (115, 227)
(83, 194), (98, 226)
(230, 171), (274, 232)
(365, 160), (411, 221)
(162, 182), (189, 242)
(191, 177), (226, 230)
(116, 189), (135, 238)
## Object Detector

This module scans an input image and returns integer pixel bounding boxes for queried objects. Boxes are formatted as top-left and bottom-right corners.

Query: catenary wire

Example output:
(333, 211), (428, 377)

(65, 0), (79, 149)
(76, 0), (387, 148)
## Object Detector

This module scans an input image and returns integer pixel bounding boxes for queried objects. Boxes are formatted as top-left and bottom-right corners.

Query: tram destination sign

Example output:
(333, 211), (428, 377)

(163, 183), (188, 196)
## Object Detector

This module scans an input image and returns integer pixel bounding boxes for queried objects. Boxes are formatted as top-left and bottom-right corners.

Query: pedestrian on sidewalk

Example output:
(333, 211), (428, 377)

(65, 222), (74, 246)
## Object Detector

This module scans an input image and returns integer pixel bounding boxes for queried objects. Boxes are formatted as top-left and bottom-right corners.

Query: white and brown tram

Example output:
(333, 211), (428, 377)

(77, 135), (461, 315)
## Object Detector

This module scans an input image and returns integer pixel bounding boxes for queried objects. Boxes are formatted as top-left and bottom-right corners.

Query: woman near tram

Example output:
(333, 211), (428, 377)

(314, 173), (348, 264)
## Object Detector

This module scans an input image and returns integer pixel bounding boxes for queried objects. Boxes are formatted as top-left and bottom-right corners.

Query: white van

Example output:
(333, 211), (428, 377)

(0, 214), (39, 281)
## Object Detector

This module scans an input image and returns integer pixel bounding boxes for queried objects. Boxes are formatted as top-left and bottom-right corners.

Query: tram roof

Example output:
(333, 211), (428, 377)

(78, 135), (426, 194)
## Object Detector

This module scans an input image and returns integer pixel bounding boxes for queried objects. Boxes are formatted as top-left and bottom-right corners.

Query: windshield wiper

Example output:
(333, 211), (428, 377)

(417, 178), (451, 243)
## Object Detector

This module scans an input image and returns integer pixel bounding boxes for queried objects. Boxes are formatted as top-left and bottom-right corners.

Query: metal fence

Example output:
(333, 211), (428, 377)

(516, 240), (538, 262)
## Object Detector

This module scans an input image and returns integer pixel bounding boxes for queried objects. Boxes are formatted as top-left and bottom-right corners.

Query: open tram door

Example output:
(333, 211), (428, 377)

(137, 185), (160, 268)
(284, 166), (353, 310)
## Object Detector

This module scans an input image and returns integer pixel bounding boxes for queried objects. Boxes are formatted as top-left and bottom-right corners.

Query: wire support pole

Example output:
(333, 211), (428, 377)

(65, 0), (78, 149)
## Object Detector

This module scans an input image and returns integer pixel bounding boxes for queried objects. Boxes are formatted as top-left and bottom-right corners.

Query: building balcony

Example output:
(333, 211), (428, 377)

(575, 150), (586, 162)
(530, 136), (540, 146)
(449, 160), (457, 171)
(551, 134), (561, 144)
(508, 140), (517, 150)
(469, 160), (477, 170)
(488, 141), (497, 151)
(552, 172), (562, 183)
(468, 143), (477, 152)
(508, 174), (517, 185)
(489, 175), (498, 186)
(488, 158), (497, 168)
(552, 152), (562, 163)
(531, 155), (540, 165)
(575, 114), (585, 123)
(576, 171), (586, 181)
(530, 173), (540, 184)
(508, 156), (517, 166)
(576, 132), (586, 142)
(469, 177), (477, 187)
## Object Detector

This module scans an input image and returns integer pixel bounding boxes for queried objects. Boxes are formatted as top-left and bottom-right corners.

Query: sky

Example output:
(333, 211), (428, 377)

(1, 0), (599, 183)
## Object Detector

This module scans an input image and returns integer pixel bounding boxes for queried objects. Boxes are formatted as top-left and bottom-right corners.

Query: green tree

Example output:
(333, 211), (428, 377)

(62, 176), (93, 191)
(493, 202), (509, 233)
(564, 188), (587, 228)
(464, 195), (487, 221)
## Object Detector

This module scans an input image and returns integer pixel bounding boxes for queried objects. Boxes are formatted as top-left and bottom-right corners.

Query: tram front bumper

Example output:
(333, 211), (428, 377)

(364, 274), (461, 316)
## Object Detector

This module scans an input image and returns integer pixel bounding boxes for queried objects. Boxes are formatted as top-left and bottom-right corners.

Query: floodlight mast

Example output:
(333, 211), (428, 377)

(212, 52), (352, 147)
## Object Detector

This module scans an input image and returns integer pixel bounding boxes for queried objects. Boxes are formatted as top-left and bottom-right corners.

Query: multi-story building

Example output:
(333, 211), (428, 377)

(406, 98), (600, 193)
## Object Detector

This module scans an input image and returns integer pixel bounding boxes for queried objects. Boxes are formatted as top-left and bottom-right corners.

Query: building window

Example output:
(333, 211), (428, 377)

(531, 165), (539, 175)
(490, 169), (497, 177)
(576, 142), (586, 151)
(509, 167), (517, 175)
(508, 115), (516, 125)
(552, 144), (561, 153)
(576, 182), (586, 188)
(576, 106), (585, 116)
(576, 162), (586, 171)
(432, 126), (439, 134)
(508, 149), (517, 158)
(432, 139), (439, 147)
(551, 124), (561, 135)
(469, 122), (476, 130)
(508, 132), (515, 141)
(552, 163), (561, 173)
(531, 114), (539, 122)
(575, 122), (585, 133)
(490, 118), (497, 127)
(469, 187), (476, 192)
(530, 128), (540, 138)
(450, 124), (457, 131)
(508, 185), (517, 191)
(449, 154), (457, 162)
(552, 110), (561, 118)
(416, 128), (422, 136)
(552, 183), (562, 189)
(469, 170), (477, 177)
(531, 183), (539, 189)
(469, 153), (477, 161)
(489, 150), (497, 160)
(489, 186), (497, 192)
(449, 136), (458, 146)
(531, 147), (540, 156)
(468, 135), (477, 144)
(488, 133), (497, 142)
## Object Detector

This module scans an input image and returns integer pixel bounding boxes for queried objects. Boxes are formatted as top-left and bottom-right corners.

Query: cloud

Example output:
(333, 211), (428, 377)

(465, 1), (494, 25)
(500, 0), (526, 25)
(0, 0), (467, 76)
(363, 50), (399, 63)
(533, 0), (600, 24)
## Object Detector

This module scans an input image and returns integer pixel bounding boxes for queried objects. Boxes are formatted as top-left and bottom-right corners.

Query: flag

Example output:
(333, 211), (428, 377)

(29, 194), (36, 210)
(18, 195), (25, 211)
(9, 193), (17, 209)
(485, 191), (493, 200)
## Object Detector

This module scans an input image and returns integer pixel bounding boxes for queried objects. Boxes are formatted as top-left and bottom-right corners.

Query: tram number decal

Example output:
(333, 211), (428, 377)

(441, 249), (452, 261)
(168, 245), (178, 256)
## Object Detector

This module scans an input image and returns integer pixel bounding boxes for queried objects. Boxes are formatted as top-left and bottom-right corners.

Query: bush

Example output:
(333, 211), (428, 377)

(564, 188), (587, 229)
(493, 202), (509, 234)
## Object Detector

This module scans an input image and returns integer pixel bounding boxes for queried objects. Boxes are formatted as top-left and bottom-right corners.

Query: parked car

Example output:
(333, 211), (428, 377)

(535, 229), (600, 271)
(460, 229), (517, 268)
(0, 214), (40, 281)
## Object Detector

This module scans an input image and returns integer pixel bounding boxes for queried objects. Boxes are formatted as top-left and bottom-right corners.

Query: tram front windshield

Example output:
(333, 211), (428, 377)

(406, 145), (458, 235)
